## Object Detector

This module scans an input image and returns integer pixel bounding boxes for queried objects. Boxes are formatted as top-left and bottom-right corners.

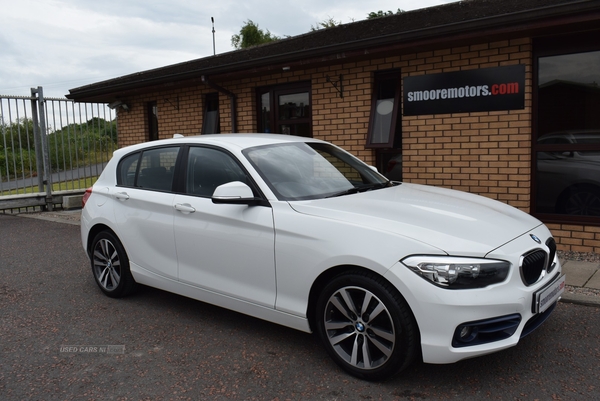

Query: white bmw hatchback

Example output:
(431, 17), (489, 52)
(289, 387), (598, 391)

(81, 134), (565, 380)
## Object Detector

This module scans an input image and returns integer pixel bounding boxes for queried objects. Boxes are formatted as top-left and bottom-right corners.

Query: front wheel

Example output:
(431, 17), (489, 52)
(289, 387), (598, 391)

(90, 231), (136, 298)
(315, 271), (419, 380)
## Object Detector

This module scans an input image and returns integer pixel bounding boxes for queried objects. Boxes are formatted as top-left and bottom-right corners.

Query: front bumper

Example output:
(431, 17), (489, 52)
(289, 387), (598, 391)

(383, 227), (562, 364)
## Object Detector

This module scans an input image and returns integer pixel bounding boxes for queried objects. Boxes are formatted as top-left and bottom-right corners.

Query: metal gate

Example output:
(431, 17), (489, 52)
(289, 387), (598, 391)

(0, 87), (116, 211)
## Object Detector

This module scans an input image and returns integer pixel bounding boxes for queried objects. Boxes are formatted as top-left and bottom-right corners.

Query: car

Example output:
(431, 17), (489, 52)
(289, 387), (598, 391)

(81, 134), (564, 380)
(536, 130), (600, 216)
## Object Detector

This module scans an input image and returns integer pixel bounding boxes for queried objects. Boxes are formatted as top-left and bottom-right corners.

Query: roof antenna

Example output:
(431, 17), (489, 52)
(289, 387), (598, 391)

(211, 17), (216, 55)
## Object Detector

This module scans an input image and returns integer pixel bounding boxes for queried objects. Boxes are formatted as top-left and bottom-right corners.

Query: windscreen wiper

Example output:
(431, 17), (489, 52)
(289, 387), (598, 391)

(326, 182), (393, 198)
(326, 187), (361, 198)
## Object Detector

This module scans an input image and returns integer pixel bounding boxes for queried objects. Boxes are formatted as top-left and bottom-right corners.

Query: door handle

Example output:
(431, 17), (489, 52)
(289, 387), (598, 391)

(174, 203), (196, 214)
(114, 192), (130, 201)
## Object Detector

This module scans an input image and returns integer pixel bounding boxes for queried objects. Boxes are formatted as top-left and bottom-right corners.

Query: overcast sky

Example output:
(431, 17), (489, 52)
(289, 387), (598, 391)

(0, 0), (458, 99)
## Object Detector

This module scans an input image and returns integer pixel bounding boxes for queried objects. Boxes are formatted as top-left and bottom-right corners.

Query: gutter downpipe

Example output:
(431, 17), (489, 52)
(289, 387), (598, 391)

(201, 75), (237, 133)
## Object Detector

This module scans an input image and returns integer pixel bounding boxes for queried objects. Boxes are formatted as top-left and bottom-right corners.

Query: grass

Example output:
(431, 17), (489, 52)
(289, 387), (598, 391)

(0, 177), (97, 196)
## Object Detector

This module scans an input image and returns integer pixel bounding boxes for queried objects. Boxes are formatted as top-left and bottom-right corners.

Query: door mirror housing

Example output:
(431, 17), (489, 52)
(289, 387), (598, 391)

(212, 181), (264, 206)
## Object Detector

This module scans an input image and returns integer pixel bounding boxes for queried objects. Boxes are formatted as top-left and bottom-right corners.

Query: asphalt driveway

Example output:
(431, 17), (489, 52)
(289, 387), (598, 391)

(1, 214), (599, 400)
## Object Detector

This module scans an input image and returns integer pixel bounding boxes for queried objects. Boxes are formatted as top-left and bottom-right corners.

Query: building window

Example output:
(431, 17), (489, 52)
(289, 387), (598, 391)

(367, 71), (401, 148)
(202, 93), (220, 134)
(147, 101), (158, 141)
(367, 71), (402, 180)
(257, 82), (311, 137)
(533, 33), (600, 222)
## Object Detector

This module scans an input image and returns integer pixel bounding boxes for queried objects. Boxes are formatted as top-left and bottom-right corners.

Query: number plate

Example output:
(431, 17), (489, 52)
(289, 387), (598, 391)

(533, 274), (566, 313)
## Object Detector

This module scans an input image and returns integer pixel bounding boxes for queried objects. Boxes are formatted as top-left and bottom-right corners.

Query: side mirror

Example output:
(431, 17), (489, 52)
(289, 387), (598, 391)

(212, 181), (264, 206)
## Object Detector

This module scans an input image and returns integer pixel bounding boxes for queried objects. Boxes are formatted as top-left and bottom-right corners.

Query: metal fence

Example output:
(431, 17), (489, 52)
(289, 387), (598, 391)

(1, 87), (116, 211)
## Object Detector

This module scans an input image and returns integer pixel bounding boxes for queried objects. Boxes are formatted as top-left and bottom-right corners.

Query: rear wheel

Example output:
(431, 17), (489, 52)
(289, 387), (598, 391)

(90, 231), (136, 298)
(315, 271), (419, 380)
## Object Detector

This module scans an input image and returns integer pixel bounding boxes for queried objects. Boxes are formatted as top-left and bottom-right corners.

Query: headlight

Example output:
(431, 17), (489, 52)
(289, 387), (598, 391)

(401, 256), (510, 289)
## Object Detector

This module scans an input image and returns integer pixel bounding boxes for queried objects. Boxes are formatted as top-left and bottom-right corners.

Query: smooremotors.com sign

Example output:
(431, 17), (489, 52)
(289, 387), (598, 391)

(403, 65), (525, 116)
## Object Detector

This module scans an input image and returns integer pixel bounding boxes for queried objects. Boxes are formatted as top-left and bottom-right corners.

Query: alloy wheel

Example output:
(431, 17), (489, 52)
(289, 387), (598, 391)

(93, 238), (122, 291)
(323, 286), (395, 370)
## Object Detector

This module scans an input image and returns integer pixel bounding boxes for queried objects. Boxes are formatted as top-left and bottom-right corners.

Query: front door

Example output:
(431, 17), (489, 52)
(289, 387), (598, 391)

(173, 146), (276, 307)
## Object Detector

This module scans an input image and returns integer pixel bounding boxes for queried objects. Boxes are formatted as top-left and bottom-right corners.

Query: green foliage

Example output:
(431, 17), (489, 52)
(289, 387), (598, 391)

(0, 118), (35, 152)
(310, 17), (342, 31)
(2, 176), (98, 196)
(0, 117), (117, 180)
(0, 118), (37, 179)
(367, 9), (405, 19)
(0, 148), (36, 180)
(231, 20), (281, 49)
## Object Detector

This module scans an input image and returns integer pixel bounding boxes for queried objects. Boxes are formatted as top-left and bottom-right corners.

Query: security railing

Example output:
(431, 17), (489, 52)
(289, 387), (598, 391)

(1, 87), (116, 211)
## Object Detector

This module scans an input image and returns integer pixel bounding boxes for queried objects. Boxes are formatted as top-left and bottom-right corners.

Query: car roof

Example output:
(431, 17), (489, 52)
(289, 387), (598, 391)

(539, 130), (600, 140)
(112, 134), (325, 157)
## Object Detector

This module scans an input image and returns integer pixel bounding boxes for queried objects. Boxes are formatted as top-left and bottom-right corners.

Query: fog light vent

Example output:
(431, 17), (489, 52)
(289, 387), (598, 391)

(452, 314), (521, 348)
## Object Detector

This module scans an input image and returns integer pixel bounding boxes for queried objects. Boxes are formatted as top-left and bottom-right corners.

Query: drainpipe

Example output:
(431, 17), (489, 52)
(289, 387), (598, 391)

(201, 75), (237, 133)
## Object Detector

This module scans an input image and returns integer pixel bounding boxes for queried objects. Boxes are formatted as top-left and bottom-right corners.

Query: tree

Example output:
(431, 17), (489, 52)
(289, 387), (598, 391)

(310, 17), (342, 31)
(231, 20), (281, 49)
(0, 117), (117, 178)
(367, 9), (405, 19)
(0, 117), (35, 151)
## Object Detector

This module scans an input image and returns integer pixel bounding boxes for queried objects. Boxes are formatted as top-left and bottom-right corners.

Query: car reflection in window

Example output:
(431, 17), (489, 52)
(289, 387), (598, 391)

(536, 131), (600, 216)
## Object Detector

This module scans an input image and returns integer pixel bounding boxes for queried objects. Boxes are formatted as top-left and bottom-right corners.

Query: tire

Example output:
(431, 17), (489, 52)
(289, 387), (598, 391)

(315, 271), (419, 381)
(90, 231), (136, 298)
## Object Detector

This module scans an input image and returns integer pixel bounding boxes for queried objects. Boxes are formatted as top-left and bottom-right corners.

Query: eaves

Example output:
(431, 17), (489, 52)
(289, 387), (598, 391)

(66, 0), (600, 103)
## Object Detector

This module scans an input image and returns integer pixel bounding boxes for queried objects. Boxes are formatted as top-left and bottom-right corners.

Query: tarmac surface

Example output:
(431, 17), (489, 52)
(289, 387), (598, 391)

(2, 210), (600, 400)
(17, 208), (600, 308)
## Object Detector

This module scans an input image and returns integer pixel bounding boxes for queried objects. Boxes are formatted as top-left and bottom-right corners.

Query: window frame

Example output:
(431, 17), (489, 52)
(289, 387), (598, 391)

(256, 82), (312, 137)
(366, 70), (402, 149)
(532, 32), (600, 225)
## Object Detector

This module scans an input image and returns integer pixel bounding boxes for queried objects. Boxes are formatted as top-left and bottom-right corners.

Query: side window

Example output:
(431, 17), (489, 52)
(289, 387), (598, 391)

(186, 147), (248, 197)
(117, 152), (140, 187)
(136, 147), (180, 191)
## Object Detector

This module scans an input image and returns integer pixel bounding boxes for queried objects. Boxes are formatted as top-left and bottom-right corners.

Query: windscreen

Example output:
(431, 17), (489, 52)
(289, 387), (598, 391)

(244, 142), (390, 201)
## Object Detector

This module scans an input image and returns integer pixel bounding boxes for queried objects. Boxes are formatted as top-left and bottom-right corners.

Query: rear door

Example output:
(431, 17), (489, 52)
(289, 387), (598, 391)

(112, 146), (180, 280)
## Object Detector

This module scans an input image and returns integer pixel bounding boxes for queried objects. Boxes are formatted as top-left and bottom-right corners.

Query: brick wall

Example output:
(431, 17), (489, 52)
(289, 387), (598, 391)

(401, 38), (533, 211)
(547, 224), (600, 253)
(113, 36), (594, 252)
(116, 87), (205, 147)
